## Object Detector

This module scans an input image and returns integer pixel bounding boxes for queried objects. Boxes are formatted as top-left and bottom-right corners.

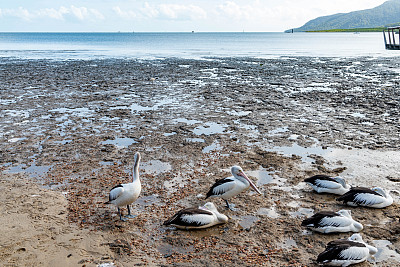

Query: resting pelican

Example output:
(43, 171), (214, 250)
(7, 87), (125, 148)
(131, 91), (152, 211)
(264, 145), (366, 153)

(163, 202), (228, 229)
(304, 175), (350, 195)
(105, 152), (142, 221)
(317, 233), (377, 266)
(337, 186), (393, 208)
(301, 210), (363, 233)
(205, 166), (262, 210)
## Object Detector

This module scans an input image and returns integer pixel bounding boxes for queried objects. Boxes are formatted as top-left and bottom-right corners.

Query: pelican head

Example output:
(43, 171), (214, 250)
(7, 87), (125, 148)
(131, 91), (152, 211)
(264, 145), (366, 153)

(337, 209), (352, 218)
(202, 202), (228, 223)
(349, 233), (364, 243)
(333, 176), (349, 189)
(372, 187), (388, 198)
(231, 166), (262, 195)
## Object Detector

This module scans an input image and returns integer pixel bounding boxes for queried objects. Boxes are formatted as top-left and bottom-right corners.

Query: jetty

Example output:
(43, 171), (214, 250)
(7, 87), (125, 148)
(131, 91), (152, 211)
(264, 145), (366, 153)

(383, 26), (400, 50)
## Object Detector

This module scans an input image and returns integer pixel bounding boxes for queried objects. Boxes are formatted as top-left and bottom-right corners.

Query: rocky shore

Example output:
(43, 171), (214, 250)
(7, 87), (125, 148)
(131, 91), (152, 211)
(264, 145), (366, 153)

(0, 57), (399, 266)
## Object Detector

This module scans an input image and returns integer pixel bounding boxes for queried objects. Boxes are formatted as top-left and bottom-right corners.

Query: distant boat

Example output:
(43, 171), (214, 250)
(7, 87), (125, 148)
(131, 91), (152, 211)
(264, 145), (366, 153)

(354, 32), (360, 34)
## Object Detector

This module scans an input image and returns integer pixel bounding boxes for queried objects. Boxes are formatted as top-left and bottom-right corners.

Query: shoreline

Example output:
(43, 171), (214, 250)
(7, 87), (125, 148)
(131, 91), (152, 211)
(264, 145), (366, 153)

(1, 57), (399, 266)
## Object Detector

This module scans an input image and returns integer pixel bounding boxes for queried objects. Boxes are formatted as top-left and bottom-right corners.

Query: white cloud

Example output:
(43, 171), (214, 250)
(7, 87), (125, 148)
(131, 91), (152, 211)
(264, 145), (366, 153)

(157, 4), (207, 20)
(36, 7), (69, 20)
(113, 6), (137, 19)
(131, 2), (207, 21)
(0, 6), (104, 22)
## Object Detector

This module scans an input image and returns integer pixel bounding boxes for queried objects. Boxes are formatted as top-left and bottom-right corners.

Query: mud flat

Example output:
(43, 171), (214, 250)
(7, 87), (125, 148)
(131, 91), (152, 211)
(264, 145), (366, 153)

(0, 57), (399, 266)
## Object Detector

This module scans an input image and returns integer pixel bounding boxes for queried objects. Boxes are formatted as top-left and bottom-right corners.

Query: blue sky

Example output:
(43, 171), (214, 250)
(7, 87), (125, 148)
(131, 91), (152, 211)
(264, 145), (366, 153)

(0, 0), (388, 32)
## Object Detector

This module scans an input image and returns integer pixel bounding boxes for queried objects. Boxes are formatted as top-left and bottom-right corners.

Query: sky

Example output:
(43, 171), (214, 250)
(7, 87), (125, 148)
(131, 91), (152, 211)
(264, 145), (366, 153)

(0, 0), (389, 32)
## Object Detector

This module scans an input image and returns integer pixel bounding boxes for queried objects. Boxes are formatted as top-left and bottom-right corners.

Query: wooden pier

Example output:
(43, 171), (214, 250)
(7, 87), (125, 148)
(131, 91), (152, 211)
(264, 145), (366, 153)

(383, 26), (400, 50)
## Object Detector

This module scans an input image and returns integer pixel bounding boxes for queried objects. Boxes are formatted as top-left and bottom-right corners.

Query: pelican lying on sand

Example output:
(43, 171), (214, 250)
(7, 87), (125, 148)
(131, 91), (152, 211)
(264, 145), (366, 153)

(337, 186), (393, 208)
(301, 210), (363, 233)
(105, 152), (142, 221)
(163, 202), (228, 229)
(317, 233), (377, 266)
(205, 166), (262, 210)
(304, 175), (350, 195)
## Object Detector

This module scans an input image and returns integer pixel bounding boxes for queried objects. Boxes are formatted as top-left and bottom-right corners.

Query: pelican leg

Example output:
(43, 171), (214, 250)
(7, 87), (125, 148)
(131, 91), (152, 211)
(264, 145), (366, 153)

(125, 205), (137, 219)
(225, 200), (237, 211)
(118, 207), (128, 221)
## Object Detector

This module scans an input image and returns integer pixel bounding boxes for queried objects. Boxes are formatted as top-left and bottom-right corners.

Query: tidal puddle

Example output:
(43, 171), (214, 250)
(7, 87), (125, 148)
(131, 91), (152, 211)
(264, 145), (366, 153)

(141, 160), (172, 174)
(371, 240), (400, 263)
(268, 126), (289, 136)
(129, 103), (153, 112)
(100, 137), (137, 148)
(233, 215), (260, 230)
(323, 148), (400, 189)
(5, 162), (52, 178)
(246, 167), (283, 186)
(267, 143), (333, 163)
(8, 137), (27, 143)
(193, 122), (229, 136)
(173, 118), (201, 125)
(289, 208), (314, 218)
(185, 138), (205, 143)
(202, 141), (223, 153)
(49, 107), (94, 117)
(257, 206), (280, 218)
(227, 110), (252, 116)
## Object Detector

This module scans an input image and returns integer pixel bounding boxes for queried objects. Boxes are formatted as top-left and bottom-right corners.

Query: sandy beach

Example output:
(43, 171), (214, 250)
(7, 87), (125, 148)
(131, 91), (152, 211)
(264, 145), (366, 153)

(0, 56), (399, 266)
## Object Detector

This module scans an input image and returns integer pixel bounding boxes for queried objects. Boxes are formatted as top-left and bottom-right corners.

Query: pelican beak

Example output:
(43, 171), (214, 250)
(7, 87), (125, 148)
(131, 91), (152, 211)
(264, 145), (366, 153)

(240, 171), (262, 195)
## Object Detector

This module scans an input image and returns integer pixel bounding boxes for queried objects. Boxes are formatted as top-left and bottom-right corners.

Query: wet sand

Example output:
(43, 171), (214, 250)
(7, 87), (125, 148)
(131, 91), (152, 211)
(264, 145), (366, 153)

(0, 57), (399, 266)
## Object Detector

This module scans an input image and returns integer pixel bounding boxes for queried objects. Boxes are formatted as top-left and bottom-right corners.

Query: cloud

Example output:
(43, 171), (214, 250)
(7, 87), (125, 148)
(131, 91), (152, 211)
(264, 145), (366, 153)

(112, 6), (137, 20)
(0, 6), (104, 21)
(114, 2), (207, 21)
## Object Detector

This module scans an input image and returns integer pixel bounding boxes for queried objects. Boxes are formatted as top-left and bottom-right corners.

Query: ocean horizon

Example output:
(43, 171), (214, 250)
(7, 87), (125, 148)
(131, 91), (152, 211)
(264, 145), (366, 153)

(0, 32), (399, 60)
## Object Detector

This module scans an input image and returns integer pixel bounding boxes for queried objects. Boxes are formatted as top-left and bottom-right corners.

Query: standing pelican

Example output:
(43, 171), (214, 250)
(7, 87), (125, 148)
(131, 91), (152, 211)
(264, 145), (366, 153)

(337, 186), (393, 208)
(105, 152), (142, 221)
(205, 166), (262, 210)
(317, 234), (377, 266)
(163, 202), (228, 229)
(301, 210), (363, 233)
(304, 175), (350, 195)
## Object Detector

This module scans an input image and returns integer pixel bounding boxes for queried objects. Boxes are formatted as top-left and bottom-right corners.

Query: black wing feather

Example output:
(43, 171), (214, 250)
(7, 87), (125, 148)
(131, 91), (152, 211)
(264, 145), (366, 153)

(163, 208), (213, 227)
(205, 178), (234, 199)
(337, 187), (381, 204)
(304, 175), (333, 184)
(317, 241), (366, 263)
(301, 211), (340, 227)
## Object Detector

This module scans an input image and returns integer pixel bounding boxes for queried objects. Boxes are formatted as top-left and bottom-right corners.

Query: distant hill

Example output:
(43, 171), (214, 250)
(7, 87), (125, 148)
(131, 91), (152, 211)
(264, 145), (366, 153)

(288, 0), (400, 32)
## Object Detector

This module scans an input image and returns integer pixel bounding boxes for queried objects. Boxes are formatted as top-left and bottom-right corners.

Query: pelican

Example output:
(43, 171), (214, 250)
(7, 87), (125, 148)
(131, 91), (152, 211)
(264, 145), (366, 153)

(337, 186), (393, 208)
(317, 233), (377, 266)
(105, 152), (142, 221)
(205, 166), (262, 210)
(301, 210), (363, 233)
(163, 202), (228, 229)
(304, 175), (350, 195)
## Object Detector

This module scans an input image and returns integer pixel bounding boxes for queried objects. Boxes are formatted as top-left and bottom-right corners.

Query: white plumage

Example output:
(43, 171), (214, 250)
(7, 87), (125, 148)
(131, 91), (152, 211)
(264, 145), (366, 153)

(317, 234), (377, 266)
(164, 202), (228, 229)
(304, 175), (350, 195)
(302, 210), (363, 233)
(206, 166), (262, 210)
(337, 187), (393, 208)
(105, 152), (142, 221)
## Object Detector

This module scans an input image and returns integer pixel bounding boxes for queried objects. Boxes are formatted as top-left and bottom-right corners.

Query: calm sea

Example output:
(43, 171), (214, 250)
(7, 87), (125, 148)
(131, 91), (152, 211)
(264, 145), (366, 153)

(0, 32), (397, 60)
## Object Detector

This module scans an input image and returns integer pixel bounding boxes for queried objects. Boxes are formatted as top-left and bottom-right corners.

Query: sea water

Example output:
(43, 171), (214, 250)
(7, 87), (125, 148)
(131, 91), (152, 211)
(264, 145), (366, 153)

(0, 32), (398, 60)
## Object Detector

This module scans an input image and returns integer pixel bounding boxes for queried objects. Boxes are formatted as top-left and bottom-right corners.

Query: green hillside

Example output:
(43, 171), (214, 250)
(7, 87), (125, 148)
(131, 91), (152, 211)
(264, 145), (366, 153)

(288, 0), (400, 32)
